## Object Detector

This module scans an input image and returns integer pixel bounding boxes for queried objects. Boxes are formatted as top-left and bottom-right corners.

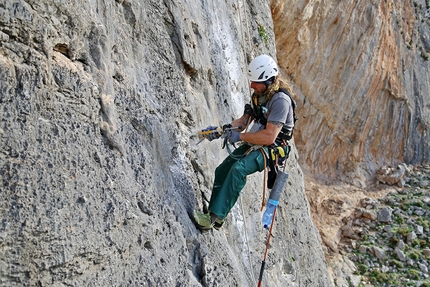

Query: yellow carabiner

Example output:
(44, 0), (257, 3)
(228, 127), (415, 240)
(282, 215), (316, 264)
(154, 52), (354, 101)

(270, 146), (285, 161)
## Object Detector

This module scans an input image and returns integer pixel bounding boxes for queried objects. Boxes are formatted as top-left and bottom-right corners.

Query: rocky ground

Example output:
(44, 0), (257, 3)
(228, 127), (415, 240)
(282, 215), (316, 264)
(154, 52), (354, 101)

(337, 165), (430, 286)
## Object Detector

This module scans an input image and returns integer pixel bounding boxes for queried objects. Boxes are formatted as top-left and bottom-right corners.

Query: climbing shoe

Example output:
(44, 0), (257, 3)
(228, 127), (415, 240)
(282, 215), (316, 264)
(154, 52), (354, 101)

(193, 210), (213, 231)
(213, 218), (225, 230)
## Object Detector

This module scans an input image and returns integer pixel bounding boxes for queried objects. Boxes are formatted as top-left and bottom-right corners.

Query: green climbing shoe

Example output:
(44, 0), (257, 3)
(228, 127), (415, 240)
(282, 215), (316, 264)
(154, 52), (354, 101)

(213, 218), (225, 230)
(193, 210), (213, 231)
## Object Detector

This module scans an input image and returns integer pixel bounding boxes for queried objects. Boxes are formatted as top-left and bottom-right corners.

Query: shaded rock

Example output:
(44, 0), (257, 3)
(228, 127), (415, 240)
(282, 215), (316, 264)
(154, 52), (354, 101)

(322, 198), (344, 216)
(395, 247), (406, 261)
(415, 225), (423, 235)
(354, 208), (363, 218)
(381, 265), (390, 273)
(414, 209), (425, 216)
(358, 245), (368, 254)
(361, 197), (375, 208)
(362, 210), (377, 221)
(418, 263), (428, 273)
(419, 180), (429, 188)
(372, 246), (386, 260)
(397, 240), (406, 250)
(383, 225), (392, 232)
(407, 231), (417, 244)
(343, 227), (360, 240)
(377, 207), (392, 223)
(376, 165), (406, 186)
(348, 275), (362, 287)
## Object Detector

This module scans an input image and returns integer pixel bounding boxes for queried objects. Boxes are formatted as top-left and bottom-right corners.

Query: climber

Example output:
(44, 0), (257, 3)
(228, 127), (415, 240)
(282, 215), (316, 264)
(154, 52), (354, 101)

(193, 54), (296, 231)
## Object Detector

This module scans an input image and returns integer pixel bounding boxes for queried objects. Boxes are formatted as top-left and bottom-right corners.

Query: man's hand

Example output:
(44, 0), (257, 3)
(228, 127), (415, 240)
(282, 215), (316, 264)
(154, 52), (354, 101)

(226, 130), (241, 144)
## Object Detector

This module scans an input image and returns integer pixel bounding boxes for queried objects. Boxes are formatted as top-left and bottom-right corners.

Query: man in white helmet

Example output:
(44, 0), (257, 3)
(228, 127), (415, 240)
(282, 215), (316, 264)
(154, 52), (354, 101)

(194, 54), (295, 231)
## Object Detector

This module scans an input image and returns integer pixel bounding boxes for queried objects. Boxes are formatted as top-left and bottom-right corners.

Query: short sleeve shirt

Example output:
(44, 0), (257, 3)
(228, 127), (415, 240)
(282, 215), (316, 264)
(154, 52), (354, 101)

(266, 92), (294, 131)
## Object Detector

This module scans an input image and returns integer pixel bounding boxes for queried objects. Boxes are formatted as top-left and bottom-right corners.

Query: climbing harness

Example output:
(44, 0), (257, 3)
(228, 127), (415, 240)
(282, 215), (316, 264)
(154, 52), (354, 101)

(267, 142), (290, 188)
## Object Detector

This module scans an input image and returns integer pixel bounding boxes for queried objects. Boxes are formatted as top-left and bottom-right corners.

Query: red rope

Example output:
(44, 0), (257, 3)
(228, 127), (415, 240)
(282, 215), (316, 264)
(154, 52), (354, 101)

(257, 208), (277, 287)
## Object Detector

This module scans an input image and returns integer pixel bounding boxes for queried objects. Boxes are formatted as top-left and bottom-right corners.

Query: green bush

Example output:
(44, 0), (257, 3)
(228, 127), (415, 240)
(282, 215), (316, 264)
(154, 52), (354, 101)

(389, 237), (399, 248)
(409, 251), (421, 261)
(401, 203), (410, 211)
(417, 218), (430, 229)
(257, 24), (269, 44)
(386, 273), (400, 286)
(348, 167), (430, 287)
(396, 216), (405, 224)
(369, 270), (388, 283)
(357, 264), (368, 274)
(396, 225), (413, 237)
(412, 239), (421, 247)
(408, 269), (420, 280)
(389, 259), (404, 268)
(411, 200), (425, 207)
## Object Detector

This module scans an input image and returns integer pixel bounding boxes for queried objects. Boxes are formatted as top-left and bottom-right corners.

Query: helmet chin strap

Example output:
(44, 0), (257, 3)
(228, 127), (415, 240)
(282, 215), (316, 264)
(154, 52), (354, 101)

(263, 76), (275, 89)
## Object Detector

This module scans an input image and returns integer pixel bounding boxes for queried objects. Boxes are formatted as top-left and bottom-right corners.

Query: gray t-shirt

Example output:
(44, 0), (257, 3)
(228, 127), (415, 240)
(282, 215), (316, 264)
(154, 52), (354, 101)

(266, 91), (294, 131)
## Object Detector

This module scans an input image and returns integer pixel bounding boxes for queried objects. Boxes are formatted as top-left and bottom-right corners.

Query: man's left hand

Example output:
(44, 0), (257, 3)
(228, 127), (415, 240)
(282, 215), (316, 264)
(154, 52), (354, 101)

(227, 130), (241, 144)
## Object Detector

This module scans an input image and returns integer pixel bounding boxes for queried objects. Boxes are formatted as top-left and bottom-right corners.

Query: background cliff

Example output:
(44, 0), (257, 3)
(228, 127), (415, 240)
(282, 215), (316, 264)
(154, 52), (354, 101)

(272, 0), (430, 185)
(271, 1), (430, 285)
(0, 0), (331, 286)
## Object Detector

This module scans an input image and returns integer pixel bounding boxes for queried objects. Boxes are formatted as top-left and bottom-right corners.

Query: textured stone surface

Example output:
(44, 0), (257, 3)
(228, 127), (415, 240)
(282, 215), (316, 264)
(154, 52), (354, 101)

(271, 0), (430, 185)
(0, 0), (331, 286)
(377, 207), (393, 223)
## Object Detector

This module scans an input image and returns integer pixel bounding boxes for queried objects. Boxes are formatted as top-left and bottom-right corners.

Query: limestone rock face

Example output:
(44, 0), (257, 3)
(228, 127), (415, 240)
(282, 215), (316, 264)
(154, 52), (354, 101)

(0, 1), (331, 286)
(272, 0), (430, 185)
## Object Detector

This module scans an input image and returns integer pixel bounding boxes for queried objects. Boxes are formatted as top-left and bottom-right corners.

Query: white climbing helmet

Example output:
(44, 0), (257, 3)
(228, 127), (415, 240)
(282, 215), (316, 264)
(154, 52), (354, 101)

(247, 54), (279, 82)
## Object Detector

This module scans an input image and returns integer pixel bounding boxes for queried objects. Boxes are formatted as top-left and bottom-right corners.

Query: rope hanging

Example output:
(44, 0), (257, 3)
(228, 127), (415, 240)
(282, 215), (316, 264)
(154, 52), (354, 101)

(259, 148), (267, 211)
(257, 208), (277, 287)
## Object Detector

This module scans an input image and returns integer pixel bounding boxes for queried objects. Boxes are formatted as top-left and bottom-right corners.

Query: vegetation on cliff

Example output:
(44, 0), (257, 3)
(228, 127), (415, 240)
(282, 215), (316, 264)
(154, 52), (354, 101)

(339, 166), (430, 286)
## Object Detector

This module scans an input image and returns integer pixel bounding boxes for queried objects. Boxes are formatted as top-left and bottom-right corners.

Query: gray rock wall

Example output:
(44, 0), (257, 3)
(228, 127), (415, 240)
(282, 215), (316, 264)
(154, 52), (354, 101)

(0, 0), (332, 286)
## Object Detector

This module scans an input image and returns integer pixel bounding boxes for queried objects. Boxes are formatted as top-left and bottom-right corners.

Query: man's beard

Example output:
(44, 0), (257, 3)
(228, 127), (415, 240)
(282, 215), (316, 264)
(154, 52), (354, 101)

(253, 93), (269, 106)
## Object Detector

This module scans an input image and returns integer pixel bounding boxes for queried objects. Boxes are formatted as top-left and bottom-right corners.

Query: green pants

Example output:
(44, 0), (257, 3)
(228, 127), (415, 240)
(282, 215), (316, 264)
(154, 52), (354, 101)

(209, 144), (267, 219)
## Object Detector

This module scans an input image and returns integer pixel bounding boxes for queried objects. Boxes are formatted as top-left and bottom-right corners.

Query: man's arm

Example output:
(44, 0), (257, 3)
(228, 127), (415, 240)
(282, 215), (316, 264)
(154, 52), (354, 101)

(230, 116), (246, 132)
(240, 121), (282, 146)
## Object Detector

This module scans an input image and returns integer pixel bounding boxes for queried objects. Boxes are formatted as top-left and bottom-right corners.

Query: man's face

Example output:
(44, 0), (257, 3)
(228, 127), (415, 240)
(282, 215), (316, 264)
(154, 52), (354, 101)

(250, 81), (267, 95)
